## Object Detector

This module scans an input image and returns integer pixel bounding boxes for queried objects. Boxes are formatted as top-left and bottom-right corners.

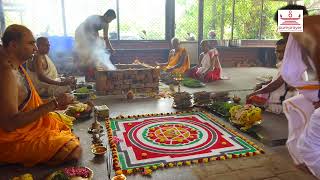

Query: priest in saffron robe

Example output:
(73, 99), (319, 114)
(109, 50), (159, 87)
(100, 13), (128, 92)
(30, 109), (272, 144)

(0, 24), (81, 167)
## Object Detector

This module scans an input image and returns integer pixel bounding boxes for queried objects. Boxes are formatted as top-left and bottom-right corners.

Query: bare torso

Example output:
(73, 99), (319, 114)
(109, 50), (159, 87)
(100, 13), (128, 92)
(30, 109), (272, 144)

(40, 56), (48, 71)
(15, 68), (30, 109)
(0, 60), (29, 110)
(27, 55), (48, 72)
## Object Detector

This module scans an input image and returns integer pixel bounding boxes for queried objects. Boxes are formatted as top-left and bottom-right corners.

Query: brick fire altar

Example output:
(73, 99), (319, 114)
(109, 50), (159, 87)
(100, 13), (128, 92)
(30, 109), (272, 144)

(95, 64), (160, 95)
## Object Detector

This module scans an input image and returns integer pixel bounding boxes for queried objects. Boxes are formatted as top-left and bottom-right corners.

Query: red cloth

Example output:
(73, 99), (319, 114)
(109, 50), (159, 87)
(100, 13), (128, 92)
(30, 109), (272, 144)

(188, 67), (221, 82)
(186, 66), (198, 78)
(246, 95), (267, 105)
(203, 68), (221, 82)
(187, 49), (221, 82)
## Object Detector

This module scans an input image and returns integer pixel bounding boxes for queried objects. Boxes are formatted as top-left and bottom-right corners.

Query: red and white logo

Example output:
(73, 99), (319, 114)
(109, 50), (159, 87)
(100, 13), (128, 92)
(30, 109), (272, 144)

(278, 10), (303, 32)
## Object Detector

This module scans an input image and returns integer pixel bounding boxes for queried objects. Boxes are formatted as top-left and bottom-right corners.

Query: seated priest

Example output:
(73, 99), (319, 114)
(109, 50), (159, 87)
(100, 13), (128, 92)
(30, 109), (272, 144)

(158, 37), (190, 74)
(246, 39), (297, 114)
(27, 37), (76, 97)
(0, 24), (81, 167)
(188, 40), (222, 82)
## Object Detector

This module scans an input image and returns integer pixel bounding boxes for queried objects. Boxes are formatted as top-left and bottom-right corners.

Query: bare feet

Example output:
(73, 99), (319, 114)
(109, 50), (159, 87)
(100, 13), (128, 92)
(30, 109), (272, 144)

(47, 140), (82, 166)
(67, 146), (82, 161)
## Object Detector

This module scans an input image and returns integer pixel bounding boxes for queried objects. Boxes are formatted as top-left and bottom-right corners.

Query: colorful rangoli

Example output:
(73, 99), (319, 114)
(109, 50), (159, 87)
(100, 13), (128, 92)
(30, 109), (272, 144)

(106, 111), (264, 175)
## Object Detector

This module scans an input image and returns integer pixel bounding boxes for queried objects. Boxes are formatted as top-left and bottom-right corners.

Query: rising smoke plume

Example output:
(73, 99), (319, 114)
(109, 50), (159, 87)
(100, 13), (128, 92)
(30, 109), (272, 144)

(74, 19), (116, 71)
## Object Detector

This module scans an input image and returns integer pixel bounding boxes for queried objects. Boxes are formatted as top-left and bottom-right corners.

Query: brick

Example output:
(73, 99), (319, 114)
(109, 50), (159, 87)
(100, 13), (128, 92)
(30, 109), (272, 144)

(97, 66), (160, 95)
(110, 48), (169, 64)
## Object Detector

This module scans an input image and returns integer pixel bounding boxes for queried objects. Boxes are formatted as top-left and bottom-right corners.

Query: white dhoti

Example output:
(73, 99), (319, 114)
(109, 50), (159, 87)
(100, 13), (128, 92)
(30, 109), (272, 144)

(283, 94), (314, 164)
(74, 24), (115, 70)
(298, 108), (320, 177)
(266, 88), (297, 114)
(27, 55), (71, 97)
(254, 69), (298, 114)
(281, 34), (320, 178)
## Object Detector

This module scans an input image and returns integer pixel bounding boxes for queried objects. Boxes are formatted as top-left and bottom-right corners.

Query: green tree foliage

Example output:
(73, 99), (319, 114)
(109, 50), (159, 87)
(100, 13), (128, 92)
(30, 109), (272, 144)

(261, 1), (286, 39)
(177, 0), (287, 40)
(203, 0), (232, 40)
(175, 0), (199, 40)
(304, 0), (320, 15)
(233, 0), (261, 39)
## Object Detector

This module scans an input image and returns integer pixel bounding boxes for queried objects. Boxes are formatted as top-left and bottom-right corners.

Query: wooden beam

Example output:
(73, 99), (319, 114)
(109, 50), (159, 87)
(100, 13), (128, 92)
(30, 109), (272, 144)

(116, 0), (120, 40)
(231, 0), (236, 40)
(212, 0), (217, 31)
(198, 0), (204, 56)
(60, 0), (67, 36)
(0, 0), (5, 34)
(220, 1), (225, 40)
(165, 0), (175, 41)
(259, 0), (264, 39)
(198, 0), (204, 41)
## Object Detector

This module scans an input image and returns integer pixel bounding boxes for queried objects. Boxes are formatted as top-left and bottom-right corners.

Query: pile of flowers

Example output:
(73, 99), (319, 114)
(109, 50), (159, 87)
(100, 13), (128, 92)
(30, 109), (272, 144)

(229, 104), (262, 131)
(62, 167), (92, 178)
(46, 167), (93, 180)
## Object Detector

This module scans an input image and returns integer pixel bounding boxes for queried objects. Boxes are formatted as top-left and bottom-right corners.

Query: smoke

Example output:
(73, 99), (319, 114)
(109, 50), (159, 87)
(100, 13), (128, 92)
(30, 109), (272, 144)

(74, 20), (116, 71)
(91, 39), (116, 70)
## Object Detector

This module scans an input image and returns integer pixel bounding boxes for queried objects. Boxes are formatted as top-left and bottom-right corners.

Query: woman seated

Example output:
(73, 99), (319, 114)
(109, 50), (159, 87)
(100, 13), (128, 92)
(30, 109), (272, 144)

(188, 40), (222, 82)
(26, 37), (75, 97)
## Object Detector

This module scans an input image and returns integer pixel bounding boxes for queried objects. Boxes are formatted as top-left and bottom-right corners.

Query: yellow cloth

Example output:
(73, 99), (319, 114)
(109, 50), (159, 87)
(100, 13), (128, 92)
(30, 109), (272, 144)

(296, 85), (320, 90)
(0, 67), (79, 167)
(163, 48), (190, 74)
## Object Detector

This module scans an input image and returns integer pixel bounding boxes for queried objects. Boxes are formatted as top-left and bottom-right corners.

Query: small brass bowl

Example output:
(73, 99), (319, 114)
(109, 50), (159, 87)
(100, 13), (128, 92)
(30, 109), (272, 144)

(112, 174), (127, 180)
(233, 97), (241, 103)
(91, 143), (103, 149)
(91, 146), (107, 156)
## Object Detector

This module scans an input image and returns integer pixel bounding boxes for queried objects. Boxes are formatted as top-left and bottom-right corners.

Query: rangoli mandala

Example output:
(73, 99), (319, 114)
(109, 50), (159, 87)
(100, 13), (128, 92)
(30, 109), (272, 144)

(106, 111), (264, 175)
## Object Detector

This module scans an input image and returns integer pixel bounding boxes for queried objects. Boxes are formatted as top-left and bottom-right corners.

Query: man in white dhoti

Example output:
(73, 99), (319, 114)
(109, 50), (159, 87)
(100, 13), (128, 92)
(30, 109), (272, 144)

(246, 39), (297, 114)
(280, 15), (320, 178)
(27, 37), (75, 97)
(74, 9), (116, 81)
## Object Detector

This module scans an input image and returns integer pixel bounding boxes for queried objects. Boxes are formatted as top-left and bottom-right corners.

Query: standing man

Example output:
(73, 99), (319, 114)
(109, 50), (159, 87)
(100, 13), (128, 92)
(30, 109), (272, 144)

(74, 9), (117, 80)
(280, 15), (320, 177)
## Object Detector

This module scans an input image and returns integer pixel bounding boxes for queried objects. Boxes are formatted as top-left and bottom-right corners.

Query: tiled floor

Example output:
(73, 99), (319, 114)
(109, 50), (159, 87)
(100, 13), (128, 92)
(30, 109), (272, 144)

(0, 67), (316, 180)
